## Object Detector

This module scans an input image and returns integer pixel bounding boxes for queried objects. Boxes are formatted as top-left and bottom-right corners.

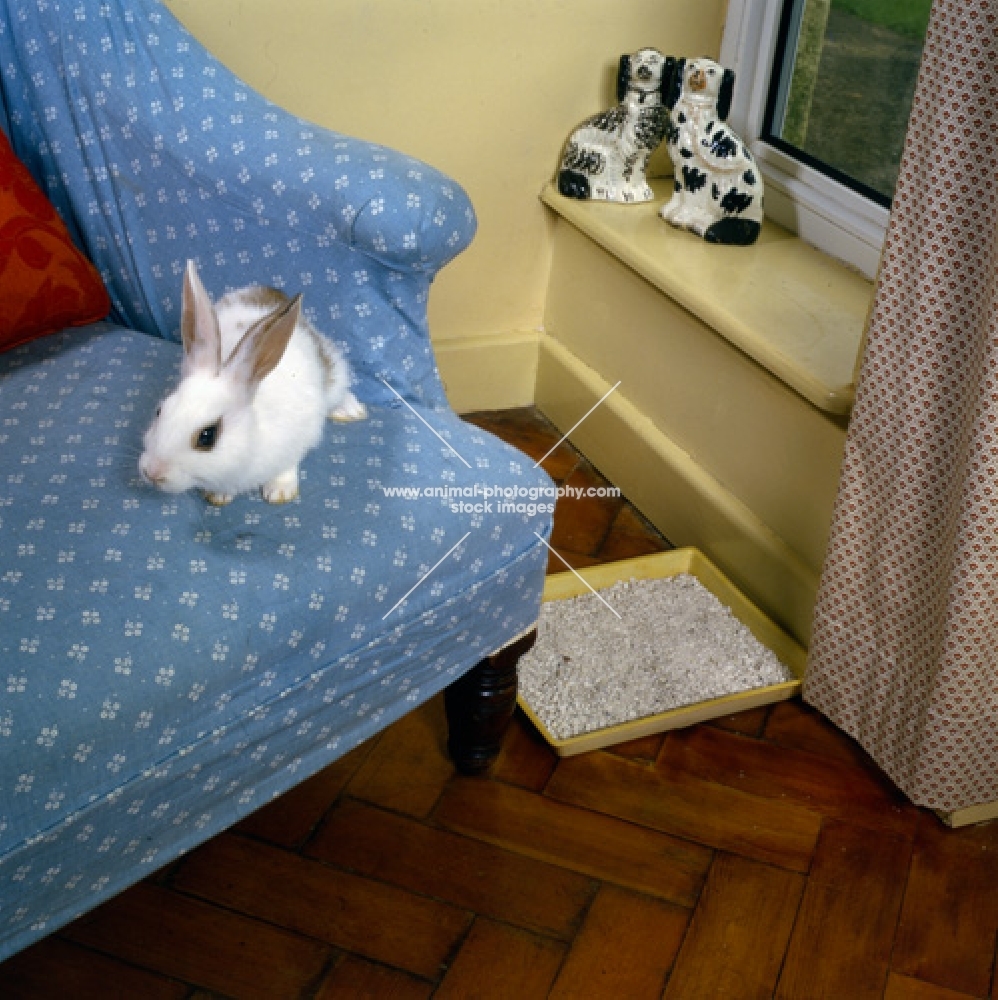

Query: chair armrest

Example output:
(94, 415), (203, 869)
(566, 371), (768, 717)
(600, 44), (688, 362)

(182, 109), (477, 277)
(134, 19), (478, 278)
(1, 0), (476, 279)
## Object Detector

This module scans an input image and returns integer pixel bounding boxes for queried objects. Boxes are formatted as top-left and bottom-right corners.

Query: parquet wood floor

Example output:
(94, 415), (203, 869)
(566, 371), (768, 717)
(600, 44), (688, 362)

(3, 407), (997, 999)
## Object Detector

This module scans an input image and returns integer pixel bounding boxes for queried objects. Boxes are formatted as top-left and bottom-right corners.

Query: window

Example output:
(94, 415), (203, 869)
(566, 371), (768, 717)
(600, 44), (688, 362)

(720, 0), (932, 277)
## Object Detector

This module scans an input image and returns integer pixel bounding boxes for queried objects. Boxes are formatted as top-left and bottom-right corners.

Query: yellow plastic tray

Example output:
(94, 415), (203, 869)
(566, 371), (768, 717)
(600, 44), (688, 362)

(517, 548), (806, 756)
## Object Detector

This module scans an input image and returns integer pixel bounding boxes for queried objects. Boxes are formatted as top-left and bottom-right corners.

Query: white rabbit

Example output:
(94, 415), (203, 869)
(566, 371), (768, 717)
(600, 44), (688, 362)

(139, 260), (366, 505)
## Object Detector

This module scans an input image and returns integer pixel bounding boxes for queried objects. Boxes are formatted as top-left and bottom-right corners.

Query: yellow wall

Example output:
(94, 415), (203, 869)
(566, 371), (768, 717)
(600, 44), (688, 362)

(164, 0), (728, 343)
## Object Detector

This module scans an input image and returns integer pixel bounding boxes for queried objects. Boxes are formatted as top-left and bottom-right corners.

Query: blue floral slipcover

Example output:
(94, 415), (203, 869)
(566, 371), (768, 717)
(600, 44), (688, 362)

(0, 0), (553, 961)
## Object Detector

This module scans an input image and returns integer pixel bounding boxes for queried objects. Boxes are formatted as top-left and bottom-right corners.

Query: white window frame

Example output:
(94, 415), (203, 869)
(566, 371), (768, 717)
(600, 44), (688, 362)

(720, 0), (890, 279)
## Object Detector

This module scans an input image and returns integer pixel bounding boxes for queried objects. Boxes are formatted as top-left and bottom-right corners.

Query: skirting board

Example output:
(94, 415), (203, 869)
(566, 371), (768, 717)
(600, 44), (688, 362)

(938, 800), (998, 829)
(435, 329), (539, 414)
(535, 332), (819, 647)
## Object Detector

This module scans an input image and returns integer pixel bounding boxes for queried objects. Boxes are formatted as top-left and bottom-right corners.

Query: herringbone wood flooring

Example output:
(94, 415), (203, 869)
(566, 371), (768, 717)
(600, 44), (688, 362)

(2, 408), (997, 999)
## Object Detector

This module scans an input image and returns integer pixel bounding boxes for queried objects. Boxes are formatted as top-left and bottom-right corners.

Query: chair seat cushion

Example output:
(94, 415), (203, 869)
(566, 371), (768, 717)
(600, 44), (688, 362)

(0, 324), (552, 957)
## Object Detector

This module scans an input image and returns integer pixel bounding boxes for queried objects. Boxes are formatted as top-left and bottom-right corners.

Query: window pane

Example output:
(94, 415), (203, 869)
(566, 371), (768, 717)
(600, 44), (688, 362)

(764, 0), (932, 204)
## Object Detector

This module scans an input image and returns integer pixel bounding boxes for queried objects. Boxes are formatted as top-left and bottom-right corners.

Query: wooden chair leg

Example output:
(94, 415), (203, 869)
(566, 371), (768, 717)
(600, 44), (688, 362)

(444, 629), (537, 775)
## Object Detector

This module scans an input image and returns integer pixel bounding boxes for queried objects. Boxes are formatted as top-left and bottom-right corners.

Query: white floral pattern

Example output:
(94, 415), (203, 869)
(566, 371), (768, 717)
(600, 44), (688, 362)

(0, 0), (551, 961)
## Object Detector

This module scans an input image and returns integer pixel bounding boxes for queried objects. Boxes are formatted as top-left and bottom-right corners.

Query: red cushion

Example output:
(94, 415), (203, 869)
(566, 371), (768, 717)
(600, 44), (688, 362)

(0, 130), (110, 350)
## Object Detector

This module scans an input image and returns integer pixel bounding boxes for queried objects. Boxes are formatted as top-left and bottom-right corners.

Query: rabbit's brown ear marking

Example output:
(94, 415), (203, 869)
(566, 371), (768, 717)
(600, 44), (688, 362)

(181, 260), (222, 376)
(226, 293), (300, 389)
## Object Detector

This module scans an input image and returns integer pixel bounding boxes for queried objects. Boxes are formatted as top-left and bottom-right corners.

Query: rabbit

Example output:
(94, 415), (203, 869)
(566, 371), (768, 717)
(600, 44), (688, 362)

(139, 260), (367, 506)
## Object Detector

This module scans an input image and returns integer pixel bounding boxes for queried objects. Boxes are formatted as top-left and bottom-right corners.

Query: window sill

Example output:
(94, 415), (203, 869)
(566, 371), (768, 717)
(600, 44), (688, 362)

(540, 179), (873, 416)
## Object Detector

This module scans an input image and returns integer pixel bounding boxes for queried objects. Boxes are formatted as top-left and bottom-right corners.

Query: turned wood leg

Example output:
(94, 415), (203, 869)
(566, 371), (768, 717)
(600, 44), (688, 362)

(444, 629), (537, 775)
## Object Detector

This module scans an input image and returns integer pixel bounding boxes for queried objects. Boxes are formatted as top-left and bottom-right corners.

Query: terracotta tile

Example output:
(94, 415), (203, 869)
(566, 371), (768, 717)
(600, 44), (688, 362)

(893, 812), (998, 999)
(550, 885), (689, 1000)
(776, 820), (913, 999)
(307, 797), (595, 941)
(491, 709), (558, 791)
(315, 955), (433, 1000)
(762, 698), (873, 767)
(594, 503), (671, 562)
(434, 775), (711, 908)
(549, 464), (624, 557)
(707, 705), (771, 737)
(664, 854), (804, 1000)
(884, 972), (980, 1000)
(659, 723), (918, 836)
(61, 882), (329, 1000)
(343, 695), (453, 819)
(545, 750), (820, 872)
(543, 453), (583, 485)
(0, 936), (188, 1000)
(463, 408), (580, 482)
(236, 739), (375, 847)
(435, 918), (565, 1000)
(171, 833), (469, 981)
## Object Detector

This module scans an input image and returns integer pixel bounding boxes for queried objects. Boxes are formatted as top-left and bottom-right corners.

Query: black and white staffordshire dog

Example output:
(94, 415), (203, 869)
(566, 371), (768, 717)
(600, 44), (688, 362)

(558, 48), (675, 204)
(659, 57), (763, 245)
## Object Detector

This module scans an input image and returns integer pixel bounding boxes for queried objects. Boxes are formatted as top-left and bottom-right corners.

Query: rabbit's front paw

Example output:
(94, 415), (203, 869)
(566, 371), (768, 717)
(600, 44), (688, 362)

(262, 468), (299, 504)
(204, 490), (235, 506)
(329, 391), (367, 422)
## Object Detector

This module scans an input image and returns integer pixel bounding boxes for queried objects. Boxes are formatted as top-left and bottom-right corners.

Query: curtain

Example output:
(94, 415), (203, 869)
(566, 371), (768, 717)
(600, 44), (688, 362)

(805, 0), (998, 812)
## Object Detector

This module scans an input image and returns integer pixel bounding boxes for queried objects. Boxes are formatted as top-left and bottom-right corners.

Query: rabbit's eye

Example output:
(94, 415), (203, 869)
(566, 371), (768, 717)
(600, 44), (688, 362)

(194, 419), (222, 452)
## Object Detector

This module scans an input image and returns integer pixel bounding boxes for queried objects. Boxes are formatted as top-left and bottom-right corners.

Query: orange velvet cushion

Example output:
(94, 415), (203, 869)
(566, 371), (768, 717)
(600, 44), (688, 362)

(0, 130), (110, 350)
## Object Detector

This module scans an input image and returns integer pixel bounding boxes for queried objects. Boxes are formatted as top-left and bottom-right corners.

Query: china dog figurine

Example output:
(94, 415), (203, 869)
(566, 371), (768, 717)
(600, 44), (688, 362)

(139, 261), (366, 506)
(659, 57), (763, 245)
(557, 48), (675, 204)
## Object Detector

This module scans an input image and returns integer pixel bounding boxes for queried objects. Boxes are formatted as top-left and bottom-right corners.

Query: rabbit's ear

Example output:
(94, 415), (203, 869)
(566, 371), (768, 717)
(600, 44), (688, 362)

(617, 55), (631, 102)
(181, 260), (221, 377)
(225, 293), (300, 390)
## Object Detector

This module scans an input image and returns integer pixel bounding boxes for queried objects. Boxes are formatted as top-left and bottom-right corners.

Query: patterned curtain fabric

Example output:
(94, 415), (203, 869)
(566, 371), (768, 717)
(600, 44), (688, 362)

(805, 0), (998, 812)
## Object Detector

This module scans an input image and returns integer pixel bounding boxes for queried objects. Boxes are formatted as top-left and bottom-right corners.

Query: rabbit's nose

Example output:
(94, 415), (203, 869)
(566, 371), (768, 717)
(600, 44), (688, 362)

(139, 454), (167, 485)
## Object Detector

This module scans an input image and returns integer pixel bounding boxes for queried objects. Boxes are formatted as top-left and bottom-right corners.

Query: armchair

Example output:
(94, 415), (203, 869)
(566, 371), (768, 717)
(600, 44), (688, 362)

(0, 0), (551, 962)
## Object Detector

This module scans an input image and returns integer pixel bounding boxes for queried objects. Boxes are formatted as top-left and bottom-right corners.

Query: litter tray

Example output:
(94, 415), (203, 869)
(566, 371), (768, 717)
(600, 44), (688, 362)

(517, 548), (806, 756)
